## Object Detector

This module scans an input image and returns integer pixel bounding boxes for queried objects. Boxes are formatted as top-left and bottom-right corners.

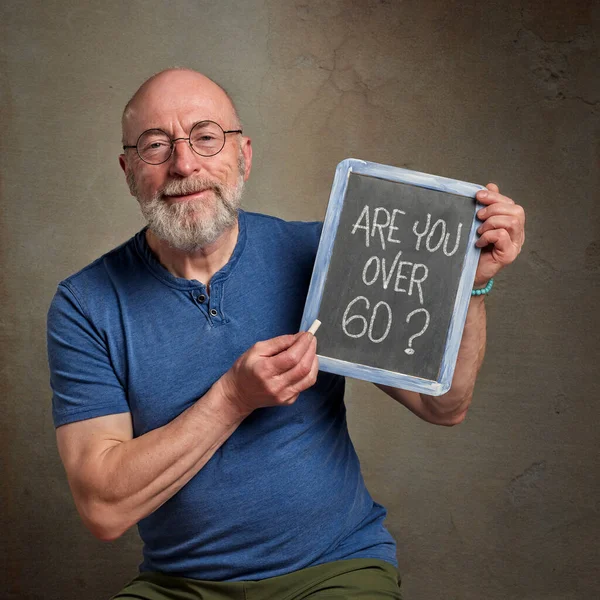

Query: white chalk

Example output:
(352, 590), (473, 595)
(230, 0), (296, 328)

(307, 319), (321, 336)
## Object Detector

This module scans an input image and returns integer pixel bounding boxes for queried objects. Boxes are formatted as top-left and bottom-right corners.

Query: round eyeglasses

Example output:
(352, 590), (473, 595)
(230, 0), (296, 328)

(123, 120), (243, 165)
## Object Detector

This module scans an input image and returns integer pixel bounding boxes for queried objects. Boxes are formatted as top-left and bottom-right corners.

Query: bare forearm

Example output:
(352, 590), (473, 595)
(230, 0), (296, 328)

(378, 296), (487, 425)
(68, 379), (248, 539)
(421, 295), (487, 421)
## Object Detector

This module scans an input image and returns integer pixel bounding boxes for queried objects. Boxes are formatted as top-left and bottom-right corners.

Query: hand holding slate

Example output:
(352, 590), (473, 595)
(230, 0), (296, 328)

(300, 159), (526, 423)
(474, 183), (526, 286)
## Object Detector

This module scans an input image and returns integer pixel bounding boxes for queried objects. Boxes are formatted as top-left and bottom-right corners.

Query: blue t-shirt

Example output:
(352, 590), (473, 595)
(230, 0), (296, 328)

(47, 210), (397, 581)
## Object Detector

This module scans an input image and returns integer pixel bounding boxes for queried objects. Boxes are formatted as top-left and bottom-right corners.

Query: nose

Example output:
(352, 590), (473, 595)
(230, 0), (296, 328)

(168, 137), (204, 178)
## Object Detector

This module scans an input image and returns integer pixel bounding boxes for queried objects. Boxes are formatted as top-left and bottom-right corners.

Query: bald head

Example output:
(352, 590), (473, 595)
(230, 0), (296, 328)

(121, 68), (241, 145)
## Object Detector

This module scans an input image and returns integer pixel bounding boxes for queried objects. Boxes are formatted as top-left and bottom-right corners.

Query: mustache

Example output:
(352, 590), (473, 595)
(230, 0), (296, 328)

(160, 177), (223, 198)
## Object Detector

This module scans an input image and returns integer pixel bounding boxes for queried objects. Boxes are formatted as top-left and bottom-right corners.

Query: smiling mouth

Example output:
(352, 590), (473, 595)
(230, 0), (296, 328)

(164, 189), (214, 203)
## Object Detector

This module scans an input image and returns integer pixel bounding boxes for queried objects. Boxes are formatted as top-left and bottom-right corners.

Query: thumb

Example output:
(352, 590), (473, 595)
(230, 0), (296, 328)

(255, 333), (301, 357)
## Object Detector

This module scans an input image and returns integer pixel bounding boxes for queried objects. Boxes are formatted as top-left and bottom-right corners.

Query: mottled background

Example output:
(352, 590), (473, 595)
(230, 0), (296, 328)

(1, 1), (598, 599)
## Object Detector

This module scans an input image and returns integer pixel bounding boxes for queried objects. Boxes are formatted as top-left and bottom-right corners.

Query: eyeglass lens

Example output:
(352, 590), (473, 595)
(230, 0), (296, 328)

(136, 121), (226, 164)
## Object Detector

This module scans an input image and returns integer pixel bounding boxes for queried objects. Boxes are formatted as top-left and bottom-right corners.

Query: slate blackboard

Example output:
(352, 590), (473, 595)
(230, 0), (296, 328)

(300, 159), (483, 395)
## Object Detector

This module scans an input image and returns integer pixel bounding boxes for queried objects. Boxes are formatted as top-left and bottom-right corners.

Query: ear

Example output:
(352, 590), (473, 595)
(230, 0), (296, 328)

(119, 154), (136, 197)
(241, 137), (253, 182)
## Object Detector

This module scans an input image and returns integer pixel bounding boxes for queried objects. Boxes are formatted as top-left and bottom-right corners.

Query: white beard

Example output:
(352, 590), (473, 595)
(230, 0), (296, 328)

(128, 156), (245, 252)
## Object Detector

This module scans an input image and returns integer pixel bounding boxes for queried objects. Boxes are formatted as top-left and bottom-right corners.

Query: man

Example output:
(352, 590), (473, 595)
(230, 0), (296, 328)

(47, 68), (525, 599)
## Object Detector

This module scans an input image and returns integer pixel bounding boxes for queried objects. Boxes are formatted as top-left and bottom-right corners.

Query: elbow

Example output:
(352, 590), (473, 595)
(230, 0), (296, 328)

(424, 394), (471, 426)
(438, 390), (472, 426)
(421, 408), (468, 426)
(77, 498), (132, 542)
(438, 409), (468, 427)
(90, 526), (123, 542)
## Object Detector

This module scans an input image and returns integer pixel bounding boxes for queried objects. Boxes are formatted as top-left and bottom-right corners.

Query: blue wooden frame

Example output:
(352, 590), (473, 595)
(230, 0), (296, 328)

(300, 158), (484, 396)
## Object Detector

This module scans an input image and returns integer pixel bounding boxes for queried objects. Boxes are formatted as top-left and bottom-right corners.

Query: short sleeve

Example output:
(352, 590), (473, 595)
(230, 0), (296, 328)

(47, 283), (130, 428)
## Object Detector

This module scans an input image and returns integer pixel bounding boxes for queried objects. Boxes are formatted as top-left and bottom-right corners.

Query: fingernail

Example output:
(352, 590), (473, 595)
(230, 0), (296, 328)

(478, 190), (488, 198)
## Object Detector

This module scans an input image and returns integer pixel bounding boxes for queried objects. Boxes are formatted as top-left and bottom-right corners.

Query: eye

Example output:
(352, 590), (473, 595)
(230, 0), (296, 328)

(137, 130), (171, 153)
(192, 133), (218, 144)
(191, 122), (223, 144)
(146, 140), (170, 150)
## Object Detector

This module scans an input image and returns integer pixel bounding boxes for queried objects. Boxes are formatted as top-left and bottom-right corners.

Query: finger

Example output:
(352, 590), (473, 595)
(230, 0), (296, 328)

(278, 334), (316, 382)
(254, 333), (301, 358)
(477, 202), (525, 221)
(486, 182), (499, 193)
(295, 353), (320, 394)
(269, 336), (317, 401)
(475, 229), (519, 261)
(477, 215), (523, 238)
(269, 332), (315, 375)
(477, 209), (525, 232)
(281, 335), (317, 385)
(281, 394), (300, 406)
(280, 351), (320, 403)
(476, 188), (514, 206)
(477, 206), (525, 247)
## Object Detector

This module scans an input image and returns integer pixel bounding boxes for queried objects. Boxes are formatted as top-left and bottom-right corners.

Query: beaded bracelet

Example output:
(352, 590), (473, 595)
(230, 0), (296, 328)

(471, 278), (494, 296)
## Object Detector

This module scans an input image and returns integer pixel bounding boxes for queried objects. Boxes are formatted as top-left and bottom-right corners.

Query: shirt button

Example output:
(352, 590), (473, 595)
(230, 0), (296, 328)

(196, 294), (206, 303)
(210, 308), (218, 317)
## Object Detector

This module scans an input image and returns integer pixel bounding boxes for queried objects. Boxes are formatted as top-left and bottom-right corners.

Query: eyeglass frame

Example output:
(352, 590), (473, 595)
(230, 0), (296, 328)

(122, 120), (243, 165)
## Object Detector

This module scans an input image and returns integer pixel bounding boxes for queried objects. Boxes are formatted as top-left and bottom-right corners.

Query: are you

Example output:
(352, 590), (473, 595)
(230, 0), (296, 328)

(351, 205), (463, 256)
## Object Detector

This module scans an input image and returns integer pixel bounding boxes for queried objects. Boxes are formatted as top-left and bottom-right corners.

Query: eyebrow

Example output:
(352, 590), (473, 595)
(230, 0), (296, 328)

(138, 120), (214, 136)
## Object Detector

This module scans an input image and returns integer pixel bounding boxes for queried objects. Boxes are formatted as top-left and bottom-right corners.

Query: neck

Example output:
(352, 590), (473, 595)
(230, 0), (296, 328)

(145, 220), (239, 286)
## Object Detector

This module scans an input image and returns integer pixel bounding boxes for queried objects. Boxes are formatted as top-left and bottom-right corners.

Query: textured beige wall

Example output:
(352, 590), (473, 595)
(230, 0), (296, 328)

(1, 1), (599, 599)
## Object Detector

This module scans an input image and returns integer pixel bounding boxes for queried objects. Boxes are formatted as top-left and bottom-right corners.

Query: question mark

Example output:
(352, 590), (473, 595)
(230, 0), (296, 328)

(404, 308), (430, 355)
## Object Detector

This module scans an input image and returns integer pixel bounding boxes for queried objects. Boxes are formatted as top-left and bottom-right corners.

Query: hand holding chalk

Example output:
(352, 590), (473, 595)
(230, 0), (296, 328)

(220, 330), (319, 414)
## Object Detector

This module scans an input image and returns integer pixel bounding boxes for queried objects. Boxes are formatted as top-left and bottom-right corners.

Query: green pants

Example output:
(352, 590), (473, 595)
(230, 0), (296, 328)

(112, 558), (402, 600)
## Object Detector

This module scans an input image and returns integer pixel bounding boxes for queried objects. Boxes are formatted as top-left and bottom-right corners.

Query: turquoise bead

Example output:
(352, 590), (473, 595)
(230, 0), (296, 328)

(472, 278), (494, 296)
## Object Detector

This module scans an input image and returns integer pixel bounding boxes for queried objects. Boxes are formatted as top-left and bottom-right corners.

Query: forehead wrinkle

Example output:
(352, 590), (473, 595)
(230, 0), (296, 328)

(121, 69), (241, 144)
(123, 101), (236, 145)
